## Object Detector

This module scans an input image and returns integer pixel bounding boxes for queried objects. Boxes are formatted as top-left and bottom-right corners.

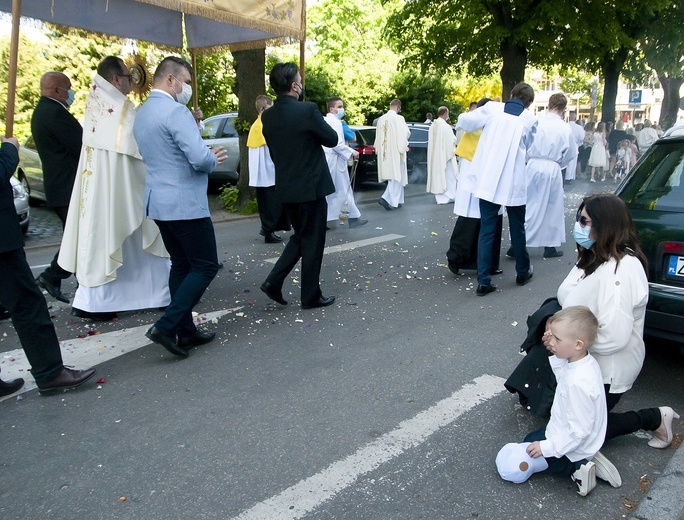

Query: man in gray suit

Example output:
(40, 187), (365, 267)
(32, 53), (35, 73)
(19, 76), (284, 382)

(133, 57), (227, 358)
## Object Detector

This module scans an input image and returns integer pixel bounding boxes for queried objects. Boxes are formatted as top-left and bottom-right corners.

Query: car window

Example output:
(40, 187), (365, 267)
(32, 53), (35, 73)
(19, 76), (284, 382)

(621, 141), (684, 212)
(409, 128), (429, 144)
(356, 128), (376, 146)
(221, 117), (238, 138)
(202, 118), (222, 140)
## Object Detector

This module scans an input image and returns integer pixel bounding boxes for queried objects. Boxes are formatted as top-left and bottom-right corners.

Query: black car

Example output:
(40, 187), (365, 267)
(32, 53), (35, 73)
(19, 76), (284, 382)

(349, 125), (378, 184)
(348, 123), (444, 185)
(615, 134), (684, 344)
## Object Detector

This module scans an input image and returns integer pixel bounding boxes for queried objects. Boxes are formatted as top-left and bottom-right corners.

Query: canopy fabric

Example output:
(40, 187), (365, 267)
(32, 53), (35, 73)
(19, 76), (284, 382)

(0, 0), (304, 49)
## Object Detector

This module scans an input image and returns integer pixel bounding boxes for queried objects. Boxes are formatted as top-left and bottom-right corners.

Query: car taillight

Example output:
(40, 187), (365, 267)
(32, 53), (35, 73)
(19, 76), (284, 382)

(357, 144), (375, 155)
(664, 242), (684, 254)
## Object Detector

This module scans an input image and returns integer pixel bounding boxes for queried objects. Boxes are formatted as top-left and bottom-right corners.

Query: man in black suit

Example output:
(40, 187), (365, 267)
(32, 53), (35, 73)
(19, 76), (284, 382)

(259, 63), (339, 309)
(31, 71), (83, 303)
(0, 136), (95, 396)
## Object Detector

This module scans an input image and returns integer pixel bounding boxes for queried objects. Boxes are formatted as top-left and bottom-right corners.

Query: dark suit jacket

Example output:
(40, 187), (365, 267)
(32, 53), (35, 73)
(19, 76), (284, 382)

(0, 142), (23, 253)
(262, 95), (338, 203)
(30, 96), (83, 207)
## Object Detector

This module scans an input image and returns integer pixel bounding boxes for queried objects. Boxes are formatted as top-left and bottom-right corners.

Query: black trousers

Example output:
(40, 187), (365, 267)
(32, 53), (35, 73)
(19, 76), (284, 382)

(41, 205), (72, 285)
(446, 215), (502, 271)
(265, 197), (328, 306)
(256, 186), (291, 234)
(605, 386), (661, 441)
(0, 247), (63, 384)
(154, 218), (220, 336)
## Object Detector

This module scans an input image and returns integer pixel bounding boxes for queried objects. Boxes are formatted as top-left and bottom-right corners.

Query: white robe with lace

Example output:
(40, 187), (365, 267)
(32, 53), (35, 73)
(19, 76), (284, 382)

(59, 74), (170, 312)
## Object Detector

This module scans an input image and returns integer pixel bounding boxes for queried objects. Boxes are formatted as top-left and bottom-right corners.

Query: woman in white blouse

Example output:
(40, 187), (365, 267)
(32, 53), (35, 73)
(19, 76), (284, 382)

(547, 194), (679, 447)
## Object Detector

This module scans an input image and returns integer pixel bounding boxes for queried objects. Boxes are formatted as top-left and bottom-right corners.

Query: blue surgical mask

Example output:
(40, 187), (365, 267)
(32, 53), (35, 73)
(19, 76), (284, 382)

(573, 221), (595, 249)
(335, 108), (345, 120)
(60, 87), (75, 107)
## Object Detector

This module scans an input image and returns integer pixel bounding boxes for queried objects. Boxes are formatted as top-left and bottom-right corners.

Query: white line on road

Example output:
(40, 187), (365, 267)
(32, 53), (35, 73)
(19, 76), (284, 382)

(264, 234), (406, 264)
(0, 308), (239, 401)
(231, 374), (506, 520)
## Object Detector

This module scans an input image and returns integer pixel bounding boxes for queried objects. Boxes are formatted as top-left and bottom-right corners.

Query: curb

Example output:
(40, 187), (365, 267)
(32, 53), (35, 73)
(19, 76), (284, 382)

(629, 442), (684, 520)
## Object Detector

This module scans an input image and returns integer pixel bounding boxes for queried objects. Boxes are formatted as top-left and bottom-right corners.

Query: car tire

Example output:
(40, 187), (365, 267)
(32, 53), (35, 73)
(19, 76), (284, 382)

(20, 221), (29, 234)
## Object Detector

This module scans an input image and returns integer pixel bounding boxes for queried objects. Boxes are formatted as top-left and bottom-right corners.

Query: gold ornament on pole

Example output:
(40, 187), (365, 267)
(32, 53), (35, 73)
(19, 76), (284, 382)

(124, 54), (152, 101)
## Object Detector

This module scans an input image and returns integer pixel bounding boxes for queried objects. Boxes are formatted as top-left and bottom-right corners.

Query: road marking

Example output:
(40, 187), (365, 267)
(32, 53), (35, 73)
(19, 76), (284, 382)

(264, 234), (405, 264)
(0, 308), (239, 401)
(231, 374), (506, 520)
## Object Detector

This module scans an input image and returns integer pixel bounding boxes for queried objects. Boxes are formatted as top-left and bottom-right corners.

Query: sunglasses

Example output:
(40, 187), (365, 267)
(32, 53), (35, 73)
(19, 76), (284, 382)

(575, 208), (592, 228)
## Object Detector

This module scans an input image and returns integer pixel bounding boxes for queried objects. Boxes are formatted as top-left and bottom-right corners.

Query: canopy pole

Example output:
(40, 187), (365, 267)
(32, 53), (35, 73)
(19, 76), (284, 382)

(5, 0), (21, 136)
(190, 48), (199, 110)
(299, 0), (306, 85)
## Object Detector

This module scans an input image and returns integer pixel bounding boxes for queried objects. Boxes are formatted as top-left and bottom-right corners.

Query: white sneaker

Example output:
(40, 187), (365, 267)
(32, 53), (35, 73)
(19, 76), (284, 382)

(592, 451), (622, 487)
(571, 461), (596, 496)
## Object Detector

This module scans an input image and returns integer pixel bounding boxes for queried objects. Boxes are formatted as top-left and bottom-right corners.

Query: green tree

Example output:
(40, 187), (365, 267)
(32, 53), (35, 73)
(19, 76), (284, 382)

(638, 4), (684, 130)
(386, 70), (462, 122)
(382, 0), (575, 100)
(196, 51), (237, 117)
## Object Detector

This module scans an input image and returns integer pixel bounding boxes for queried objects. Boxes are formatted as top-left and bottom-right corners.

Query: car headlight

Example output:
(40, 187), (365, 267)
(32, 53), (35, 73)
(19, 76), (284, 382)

(13, 182), (27, 198)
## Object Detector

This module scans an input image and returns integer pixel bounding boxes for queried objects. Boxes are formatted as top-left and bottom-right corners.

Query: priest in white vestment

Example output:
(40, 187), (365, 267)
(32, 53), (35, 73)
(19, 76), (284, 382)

(59, 57), (170, 320)
(524, 94), (578, 259)
(427, 106), (458, 204)
(374, 99), (410, 209)
(323, 97), (366, 228)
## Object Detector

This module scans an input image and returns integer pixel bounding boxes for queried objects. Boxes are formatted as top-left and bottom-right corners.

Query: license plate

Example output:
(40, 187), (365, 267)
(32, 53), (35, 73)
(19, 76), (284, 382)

(667, 255), (684, 278)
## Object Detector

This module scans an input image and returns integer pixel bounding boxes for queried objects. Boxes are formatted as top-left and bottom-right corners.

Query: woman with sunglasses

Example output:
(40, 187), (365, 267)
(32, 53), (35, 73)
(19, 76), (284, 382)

(548, 193), (679, 448)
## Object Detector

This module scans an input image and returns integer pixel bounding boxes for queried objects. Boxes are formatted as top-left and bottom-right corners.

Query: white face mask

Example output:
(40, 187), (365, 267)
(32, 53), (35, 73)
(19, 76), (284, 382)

(335, 107), (345, 120)
(173, 76), (192, 105)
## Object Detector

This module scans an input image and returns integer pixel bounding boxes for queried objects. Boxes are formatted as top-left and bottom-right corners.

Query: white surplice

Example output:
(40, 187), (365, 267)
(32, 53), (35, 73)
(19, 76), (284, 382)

(59, 74), (170, 312)
(427, 118), (458, 204)
(524, 112), (578, 248)
(566, 121), (585, 180)
(456, 102), (537, 207)
(323, 113), (360, 221)
(374, 109), (410, 208)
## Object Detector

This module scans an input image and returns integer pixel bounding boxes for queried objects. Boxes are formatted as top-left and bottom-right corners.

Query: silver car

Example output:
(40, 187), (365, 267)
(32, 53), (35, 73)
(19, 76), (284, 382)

(11, 175), (30, 234)
(201, 112), (240, 186)
(15, 136), (47, 203)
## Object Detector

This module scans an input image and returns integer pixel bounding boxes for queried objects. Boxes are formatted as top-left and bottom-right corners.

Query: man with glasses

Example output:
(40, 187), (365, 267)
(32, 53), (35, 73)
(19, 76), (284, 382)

(59, 56), (172, 321)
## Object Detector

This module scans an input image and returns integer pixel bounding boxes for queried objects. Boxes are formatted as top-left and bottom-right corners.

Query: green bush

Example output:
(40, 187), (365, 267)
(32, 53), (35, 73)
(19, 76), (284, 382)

(217, 184), (259, 215)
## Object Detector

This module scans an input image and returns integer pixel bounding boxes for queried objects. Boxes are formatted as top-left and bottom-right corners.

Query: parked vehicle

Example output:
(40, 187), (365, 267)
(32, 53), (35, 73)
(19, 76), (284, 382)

(348, 123), (446, 185)
(11, 175), (30, 234)
(200, 112), (240, 186)
(349, 125), (378, 184)
(615, 134), (684, 344)
(14, 136), (46, 204)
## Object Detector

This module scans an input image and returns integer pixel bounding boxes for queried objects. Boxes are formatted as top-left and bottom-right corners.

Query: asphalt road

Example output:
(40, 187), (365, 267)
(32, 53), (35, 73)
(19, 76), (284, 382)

(1, 179), (682, 519)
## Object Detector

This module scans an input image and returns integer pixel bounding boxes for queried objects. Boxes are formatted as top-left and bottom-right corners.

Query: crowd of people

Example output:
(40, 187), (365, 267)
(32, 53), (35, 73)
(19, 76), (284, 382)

(0, 60), (678, 499)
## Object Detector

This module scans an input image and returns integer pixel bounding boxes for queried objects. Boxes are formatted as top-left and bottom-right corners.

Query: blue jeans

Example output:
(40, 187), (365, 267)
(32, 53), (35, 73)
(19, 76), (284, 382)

(477, 200), (529, 286)
(154, 218), (219, 336)
(524, 427), (585, 477)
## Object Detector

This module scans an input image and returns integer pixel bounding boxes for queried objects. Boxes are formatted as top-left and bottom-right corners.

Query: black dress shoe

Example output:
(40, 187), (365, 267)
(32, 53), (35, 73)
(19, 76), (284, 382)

(302, 295), (336, 309)
(71, 307), (118, 321)
(505, 247), (514, 259)
(36, 274), (70, 303)
(260, 281), (288, 305)
(378, 198), (394, 211)
(0, 306), (10, 321)
(145, 326), (188, 357)
(0, 377), (25, 397)
(491, 268), (504, 275)
(476, 284), (497, 296)
(447, 262), (459, 275)
(348, 218), (368, 229)
(178, 329), (216, 350)
(516, 267), (534, 286)
(264, 232), (283, 243)
(37, 367), (96, 394)
(543, 247), (564, 258)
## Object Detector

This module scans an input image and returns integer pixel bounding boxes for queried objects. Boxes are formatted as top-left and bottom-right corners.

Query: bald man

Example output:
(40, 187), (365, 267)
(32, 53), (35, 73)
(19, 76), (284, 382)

(31, 71), (83, 303)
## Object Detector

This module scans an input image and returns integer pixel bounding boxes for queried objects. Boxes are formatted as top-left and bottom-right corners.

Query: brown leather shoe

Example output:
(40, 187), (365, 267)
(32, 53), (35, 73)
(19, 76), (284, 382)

(37, 367), (96, 394)
(0, 376), (25, 397)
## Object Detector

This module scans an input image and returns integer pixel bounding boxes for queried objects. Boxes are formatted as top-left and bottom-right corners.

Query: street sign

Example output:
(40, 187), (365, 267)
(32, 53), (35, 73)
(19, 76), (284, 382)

(629, 89), (642, 108)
